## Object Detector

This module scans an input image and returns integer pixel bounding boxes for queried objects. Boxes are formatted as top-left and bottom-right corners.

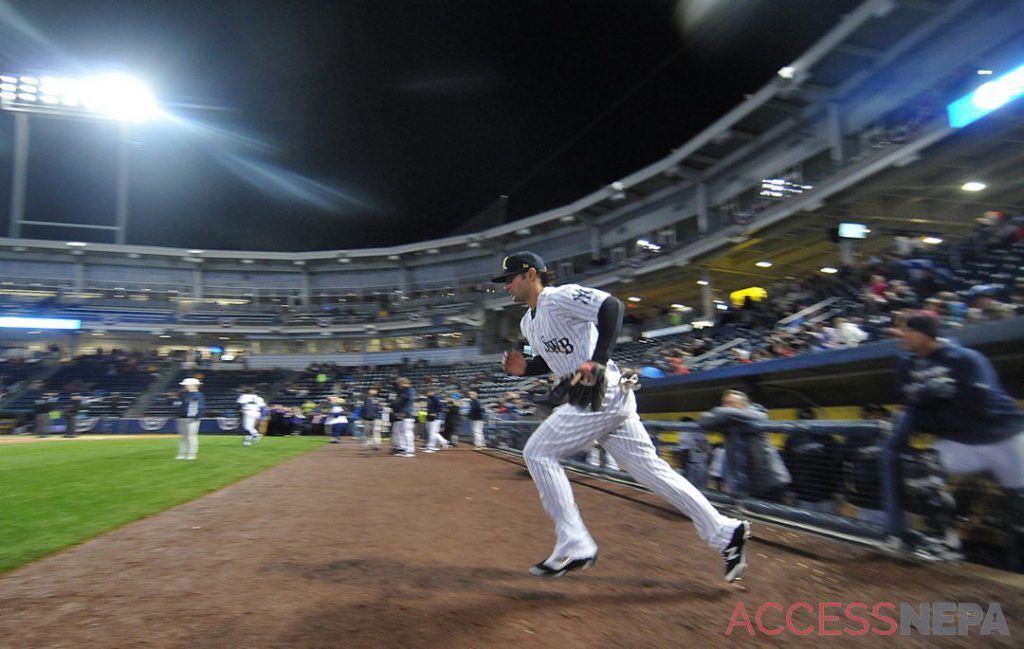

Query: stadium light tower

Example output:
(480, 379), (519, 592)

(1, 72), (159, 244)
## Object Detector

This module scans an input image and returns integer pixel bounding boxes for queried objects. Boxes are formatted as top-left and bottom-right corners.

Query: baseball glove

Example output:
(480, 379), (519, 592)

(568, 361), (606, 412)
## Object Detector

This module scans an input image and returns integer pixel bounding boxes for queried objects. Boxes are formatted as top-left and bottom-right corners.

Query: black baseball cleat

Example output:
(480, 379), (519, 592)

(529, 552), (599, 579)
(723, 521), (751, 583)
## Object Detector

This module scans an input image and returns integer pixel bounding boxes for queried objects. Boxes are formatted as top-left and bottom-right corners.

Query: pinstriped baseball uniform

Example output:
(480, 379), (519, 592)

(520, 284), (742, 562)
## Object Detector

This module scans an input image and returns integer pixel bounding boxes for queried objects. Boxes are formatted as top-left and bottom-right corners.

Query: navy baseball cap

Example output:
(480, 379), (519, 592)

(491, 251), (547, 283)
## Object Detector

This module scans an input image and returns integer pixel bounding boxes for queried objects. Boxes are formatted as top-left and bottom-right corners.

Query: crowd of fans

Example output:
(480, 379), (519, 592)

(629, 226), (1024, 377)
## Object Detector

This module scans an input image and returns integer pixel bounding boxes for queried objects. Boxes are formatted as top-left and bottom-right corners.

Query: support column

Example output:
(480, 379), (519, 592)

(701, 269), (713, 321)
(115, 125), (130, 244)
(827, 103), (848, 166)
(696, 183), (709, 235)
(193, 268), (203, 301)
(9, 113), (29, 238)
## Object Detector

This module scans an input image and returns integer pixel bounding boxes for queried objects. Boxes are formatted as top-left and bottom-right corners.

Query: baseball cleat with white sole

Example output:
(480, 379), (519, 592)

(529, 552), (598, 579)
(723, 521), (751, 583)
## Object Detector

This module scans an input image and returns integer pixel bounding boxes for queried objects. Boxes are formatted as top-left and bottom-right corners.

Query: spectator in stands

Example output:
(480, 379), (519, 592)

(174, 378), (204, 460)
(698, 390), (790, 500)
(967, 287), (1015, 323)
(672, 420), (711, 490)
(881, 312), (1024, 568)
(784, 407), (842, 514)
(830, 317), (869, 348)
(108, 392), (123, 417)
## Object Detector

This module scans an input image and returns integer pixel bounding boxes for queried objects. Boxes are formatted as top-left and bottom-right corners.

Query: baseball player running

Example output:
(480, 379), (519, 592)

(495, 251), (750, 582)
(424, 389), (450, 452)
(882, 312), (1024, 566)
(237, 387), (266, 446)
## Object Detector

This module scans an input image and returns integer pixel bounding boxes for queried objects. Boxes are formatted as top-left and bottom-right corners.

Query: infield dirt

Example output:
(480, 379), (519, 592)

(1, 440), (1020, 648)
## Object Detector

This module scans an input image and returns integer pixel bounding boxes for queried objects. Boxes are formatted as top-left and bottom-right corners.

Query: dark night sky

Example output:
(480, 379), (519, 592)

(0, 0), (862, 251)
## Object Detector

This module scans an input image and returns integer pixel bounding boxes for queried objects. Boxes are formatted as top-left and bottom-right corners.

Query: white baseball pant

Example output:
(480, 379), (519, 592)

(176, 418), (199, 459)
(472, 420), (485, 448)
(933, 432), (1024, 488)
(523, 383), (741, 562)
(392, 417), (415, 453)
(242, 413), (260, 445)
(426, 419), (449, 450)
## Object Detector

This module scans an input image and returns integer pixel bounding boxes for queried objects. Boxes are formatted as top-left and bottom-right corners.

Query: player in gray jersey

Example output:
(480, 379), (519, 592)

(494, 252), (750, 582)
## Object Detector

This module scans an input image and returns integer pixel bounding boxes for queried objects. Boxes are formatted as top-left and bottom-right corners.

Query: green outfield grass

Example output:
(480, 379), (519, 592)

(0, 435), (328, 575)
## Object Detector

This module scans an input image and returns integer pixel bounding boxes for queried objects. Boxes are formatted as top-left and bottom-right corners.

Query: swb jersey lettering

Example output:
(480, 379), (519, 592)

(520, 284), (613, 379)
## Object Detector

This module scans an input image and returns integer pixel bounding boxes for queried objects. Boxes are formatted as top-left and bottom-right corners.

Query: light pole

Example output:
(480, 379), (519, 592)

(1, 73), (158, 244)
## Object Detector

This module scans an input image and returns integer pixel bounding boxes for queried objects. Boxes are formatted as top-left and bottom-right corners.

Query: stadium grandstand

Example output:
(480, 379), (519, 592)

(2, 0), (1023, 588)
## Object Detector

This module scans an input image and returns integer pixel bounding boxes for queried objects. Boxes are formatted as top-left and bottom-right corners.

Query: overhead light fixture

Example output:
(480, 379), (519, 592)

(516, 228), (531, 236)
(426, 248), (439, 254)
(127, 252), (140, 259)
(961, 181), (986, 192)
(66, 241), (87, 247)
(670, 303), (688, 310)
(338, 257), (351, 263)
(921, 236), (943, 245)
(610, 181), (625, 192)
(696, 280), (709, 286)
(387, 254), (400, 261)
(636, 238), (661, 252)
(627, 296), (642, 302)
(977, 69), (993, 76)
(820, 267), (839, 274)
(293, 260), (306, 265)
(240, 259), (254, 264)
(760, 178), (812, 198)
(947, 63), (1024, 128)
(777, 66), (796, 79)
(1, 72), (158, 122)
(158, 334), (171, 338)
(755, 261), (773, 268)
(467, 241), (481, 248)
(559, 215), (575, 224)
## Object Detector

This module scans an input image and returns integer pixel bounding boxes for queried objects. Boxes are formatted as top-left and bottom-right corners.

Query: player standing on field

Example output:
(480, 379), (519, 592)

(494, 251), (751, 582)
(468, 390), (486, 448)
(391, 377), (416, 457)
(175, 377), (205, 460)
(237, 386), (266, 447)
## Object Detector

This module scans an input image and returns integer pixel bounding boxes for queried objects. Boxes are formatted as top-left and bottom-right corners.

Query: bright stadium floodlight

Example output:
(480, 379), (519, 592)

(0, 72), (158, 123)
(3, 71), (160, 244)
(947, 63), (1024, 128)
